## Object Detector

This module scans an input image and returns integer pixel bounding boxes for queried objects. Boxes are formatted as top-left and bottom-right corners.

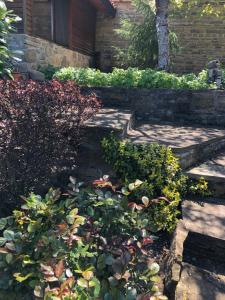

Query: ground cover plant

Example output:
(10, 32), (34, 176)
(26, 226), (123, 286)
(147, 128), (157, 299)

(0, 176), (168, 300)
(102, 135), (210, 233)
(54, 67), (218, 90)
(0, 80), (100, 216)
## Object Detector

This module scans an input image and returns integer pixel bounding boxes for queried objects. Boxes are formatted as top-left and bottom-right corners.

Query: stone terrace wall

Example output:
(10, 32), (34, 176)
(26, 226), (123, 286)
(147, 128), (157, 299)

(83, 86), (225, 127)
(8, 34), (92, 70)
(169, 1), (225, 74)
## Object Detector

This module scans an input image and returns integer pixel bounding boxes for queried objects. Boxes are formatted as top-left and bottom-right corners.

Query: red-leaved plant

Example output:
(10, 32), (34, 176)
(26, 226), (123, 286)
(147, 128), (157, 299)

(0, 80), (100, 214)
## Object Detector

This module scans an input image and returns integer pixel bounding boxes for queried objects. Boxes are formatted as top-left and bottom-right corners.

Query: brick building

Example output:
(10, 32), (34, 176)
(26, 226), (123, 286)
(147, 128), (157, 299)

(7, 0), (225, 73)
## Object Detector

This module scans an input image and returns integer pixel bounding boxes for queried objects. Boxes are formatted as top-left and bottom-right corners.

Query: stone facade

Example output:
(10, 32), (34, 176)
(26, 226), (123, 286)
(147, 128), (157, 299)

(8, 0), (225, 73)
(169, 1), (225, 73)
(8, 34), (92, 70)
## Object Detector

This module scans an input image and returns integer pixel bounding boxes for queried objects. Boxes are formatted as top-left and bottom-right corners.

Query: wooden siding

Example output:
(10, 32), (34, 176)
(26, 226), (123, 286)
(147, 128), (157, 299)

(6, 0), (33, 34)
(53, 0), (69, 47)
(69, 0), (96, 56)
(33, 0), (52, 41)
(6, 0), (24, 33)
(24, 0), (33, 34)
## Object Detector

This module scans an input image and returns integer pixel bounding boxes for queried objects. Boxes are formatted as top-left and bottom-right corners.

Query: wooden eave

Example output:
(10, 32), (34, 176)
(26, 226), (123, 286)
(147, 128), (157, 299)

(88, 0), (116, 16)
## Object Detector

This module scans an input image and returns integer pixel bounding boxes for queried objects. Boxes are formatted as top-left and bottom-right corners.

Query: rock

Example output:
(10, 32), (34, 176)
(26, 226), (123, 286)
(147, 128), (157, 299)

(164, 221), (188, 298)
(29, 70), (45, 81)
(176, 263), (225, 300)
(16, 62), (32, 73)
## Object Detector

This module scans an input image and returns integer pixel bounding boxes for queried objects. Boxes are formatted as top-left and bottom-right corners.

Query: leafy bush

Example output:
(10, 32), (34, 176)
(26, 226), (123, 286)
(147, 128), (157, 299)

(37, 64), (60, 80)
(0, 80), (100, 215)
(101, 135), (210, 232)
(54, 67), (215, 90)
(0, 1), (21, 78)
(114, 0), (158, 68)
(0, 177), (168, 300)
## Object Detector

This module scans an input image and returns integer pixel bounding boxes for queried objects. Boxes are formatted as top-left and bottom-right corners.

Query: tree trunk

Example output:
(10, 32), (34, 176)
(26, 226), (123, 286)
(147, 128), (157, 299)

(155, 0), (169, 70)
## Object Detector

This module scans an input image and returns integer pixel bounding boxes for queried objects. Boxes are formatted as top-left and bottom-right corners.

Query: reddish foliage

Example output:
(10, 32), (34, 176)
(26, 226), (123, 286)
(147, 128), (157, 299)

(0, 80), (100, 214)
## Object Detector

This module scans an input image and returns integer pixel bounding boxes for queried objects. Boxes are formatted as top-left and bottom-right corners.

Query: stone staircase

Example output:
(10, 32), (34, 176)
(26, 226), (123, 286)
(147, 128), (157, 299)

(171, 197), (225, 300)
(78, 93), (225, 299)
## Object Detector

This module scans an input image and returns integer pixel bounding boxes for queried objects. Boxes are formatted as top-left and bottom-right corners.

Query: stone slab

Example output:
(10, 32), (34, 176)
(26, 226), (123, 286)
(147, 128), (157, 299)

(84, 108), (133, 135)
(187, 151), (225, 182)
(128, 123), (225, 149)
(182, 199), (225, 241)
(176, 263), (225, 300)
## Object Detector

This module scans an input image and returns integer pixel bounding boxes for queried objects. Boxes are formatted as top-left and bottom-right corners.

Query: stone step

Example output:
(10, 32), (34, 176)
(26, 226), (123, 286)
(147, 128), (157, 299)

(165, 219), (225, 299)
(176, 263), (225, 300)
(127, 123), (225, 169)
(84, 108), (134, 137)
(187, 151), (225, 196)
(182, 199), (225, 241)
(76, 108), (134, 181)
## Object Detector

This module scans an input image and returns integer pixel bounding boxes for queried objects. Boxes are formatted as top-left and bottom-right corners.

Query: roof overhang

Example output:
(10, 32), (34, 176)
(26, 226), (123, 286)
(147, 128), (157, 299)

(89, 0), (116, 17)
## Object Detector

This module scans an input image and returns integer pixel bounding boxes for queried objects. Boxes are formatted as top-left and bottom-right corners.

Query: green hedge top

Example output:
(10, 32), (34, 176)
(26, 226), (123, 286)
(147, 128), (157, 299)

(54, 67), (221, 90)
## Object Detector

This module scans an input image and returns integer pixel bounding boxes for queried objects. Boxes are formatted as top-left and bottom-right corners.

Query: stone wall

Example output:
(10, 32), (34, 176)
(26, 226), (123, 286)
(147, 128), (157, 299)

(96, 0), (225, 73)
(169, 1), (225, 73)
(8, 34), (92, 69)
(82, 86), (225, 127)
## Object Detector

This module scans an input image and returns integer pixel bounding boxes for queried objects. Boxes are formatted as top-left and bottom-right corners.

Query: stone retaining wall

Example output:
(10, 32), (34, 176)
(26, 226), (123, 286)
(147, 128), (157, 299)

(83, 86), (225, 127)
(8, 34), (92, 70)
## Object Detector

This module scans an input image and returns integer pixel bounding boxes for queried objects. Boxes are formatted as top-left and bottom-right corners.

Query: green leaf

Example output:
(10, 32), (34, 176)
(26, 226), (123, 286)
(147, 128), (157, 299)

(87, 207), (94, 216)
(5, 242), (16, 252)
(89, 277), (100, 297)
(27, 223), (38, 233)
(0, 237), (6, 246)
(77, 278), (88, 288)
(6, 253), (13, 264)
(128, 183), (135, 191)
(149, 262), (160, 275)
(23, 255), (35, 265)
(3, 230), (14, 241)
(66, 208), (79, 224)
(150, 275), (161, 283)
(13, 273), (33, 283)
(97, 254), (106, 270)
(0, 218), (7, 230)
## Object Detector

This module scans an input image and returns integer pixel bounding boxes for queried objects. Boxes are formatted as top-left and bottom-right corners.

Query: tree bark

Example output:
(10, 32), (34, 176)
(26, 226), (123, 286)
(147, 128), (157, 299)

(155, 0), (169, 70)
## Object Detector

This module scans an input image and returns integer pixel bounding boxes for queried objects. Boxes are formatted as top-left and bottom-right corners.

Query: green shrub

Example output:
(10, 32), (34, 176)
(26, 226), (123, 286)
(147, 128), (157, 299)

(54, 67), (216, 90)
(101, 135), (210, 232)
(0, 1), (21, 78)
(114, 0), (158, 68)
(0, 177), (168, 300)
(37, 64), (60, 80)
